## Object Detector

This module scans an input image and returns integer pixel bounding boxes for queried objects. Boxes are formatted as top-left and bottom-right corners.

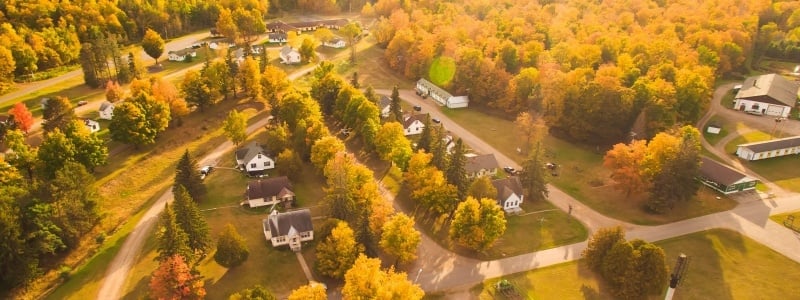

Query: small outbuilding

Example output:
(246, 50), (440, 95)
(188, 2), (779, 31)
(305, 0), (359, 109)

(697, 157), (758, 194)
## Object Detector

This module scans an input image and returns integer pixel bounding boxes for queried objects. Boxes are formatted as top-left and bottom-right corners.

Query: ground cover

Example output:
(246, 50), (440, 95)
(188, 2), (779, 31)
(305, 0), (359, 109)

(701, 114), (731, 146)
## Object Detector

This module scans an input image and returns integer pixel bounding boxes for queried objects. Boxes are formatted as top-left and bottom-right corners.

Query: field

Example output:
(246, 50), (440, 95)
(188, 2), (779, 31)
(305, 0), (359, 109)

(471, 229), (800, 299)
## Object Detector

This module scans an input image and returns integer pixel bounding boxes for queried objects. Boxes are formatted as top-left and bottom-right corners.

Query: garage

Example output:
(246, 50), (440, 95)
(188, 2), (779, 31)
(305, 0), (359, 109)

(766, 104), (785, 117)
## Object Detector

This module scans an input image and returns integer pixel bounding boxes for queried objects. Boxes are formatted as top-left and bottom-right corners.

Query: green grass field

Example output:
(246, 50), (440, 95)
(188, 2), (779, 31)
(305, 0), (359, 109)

(702, 114), (731, 146)
(472, 229), (800, 299)
(441, 108), (738, 225)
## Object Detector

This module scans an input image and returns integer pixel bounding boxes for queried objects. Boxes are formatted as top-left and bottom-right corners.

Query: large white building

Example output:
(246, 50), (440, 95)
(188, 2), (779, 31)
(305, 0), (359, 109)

(735, 136), (800, 161)
(415, 78), (469, 108)
(733, 74), (799, 118)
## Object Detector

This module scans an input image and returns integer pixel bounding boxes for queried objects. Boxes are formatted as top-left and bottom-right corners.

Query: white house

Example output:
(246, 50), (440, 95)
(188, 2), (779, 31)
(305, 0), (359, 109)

(279, 46), (301, 64)
(735, 136), (800, 161)
(697, 157), (758, 194)
(733, 74), (799, 117)
(98, 101), (114, 120)
(323, 37), (346, 48)
(402, 113), (428, 136)
(262, 209), (313, 252)
(321, 19), (349, 30)
(246, 176), (295, 208)
(465, 153), (500, 179)
(167, 48), (197, 62)
(82, 118), (100, 133)
(235, 142), (275, 173)
(415, 78), (469, 108)
(492, 177), (524, 214)
(379, 95), (392, 118)
(268, 32), (287, 43)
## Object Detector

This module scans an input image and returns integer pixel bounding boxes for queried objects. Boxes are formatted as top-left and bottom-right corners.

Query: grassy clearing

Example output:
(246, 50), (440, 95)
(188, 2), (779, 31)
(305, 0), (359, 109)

(342, 40), (415, 89)
(723, 130), (773, 154)
(769, 210), (800, 227)
(441, 108), (738, 225)
(472, 229), (800, 299)
(702, 114), (731, 146)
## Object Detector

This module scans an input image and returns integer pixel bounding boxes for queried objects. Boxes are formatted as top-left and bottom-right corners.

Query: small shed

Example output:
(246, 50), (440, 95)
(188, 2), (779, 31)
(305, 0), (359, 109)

(706, 124), (721, 134)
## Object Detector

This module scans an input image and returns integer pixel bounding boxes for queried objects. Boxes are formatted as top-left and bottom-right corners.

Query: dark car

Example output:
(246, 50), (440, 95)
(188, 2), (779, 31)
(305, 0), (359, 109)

(432, 118), (441, 123)
(413, 105), (422, 111)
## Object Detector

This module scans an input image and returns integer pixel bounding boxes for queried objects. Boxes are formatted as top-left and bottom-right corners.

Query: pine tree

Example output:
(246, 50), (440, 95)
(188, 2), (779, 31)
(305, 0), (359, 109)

(259, 47), (269, 73)
(173, 185), (211, 259)
(174, 150), (205, 201)
(390, 85), (402, 122)
(446, 138), (468, 200)
(416, 115), (433, 152)
(520, 144), (548, 202)
(430, 124), (448, 171)
(156, 203), (193, 263)
(351, 72), (360, 88)
(214, 224), (249, 268)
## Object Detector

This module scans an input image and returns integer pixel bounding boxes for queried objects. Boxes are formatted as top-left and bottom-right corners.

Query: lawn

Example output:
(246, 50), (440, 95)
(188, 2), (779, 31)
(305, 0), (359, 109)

(471, 229), (800, 299)
(723, 130), (774, 154)
(702, 114), (731, 146)
(769, 210), (800, 227)
(441, 108), (738, 225)
(340, 39), (415, 90)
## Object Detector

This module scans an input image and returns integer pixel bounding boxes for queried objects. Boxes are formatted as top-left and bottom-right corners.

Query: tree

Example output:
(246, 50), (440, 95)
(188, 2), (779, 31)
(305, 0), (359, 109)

(4, 130), (37, 180)
(287, 283), (327, 300)
(182, 69), (213, 112)
(379, 213), (421, 265)
(314, 28), (335, 45)
(174, 150), (206, 200)
(389, 85), (402, 122)
(315, 221), (364, 279)
(216, 8), (239, 44)
(342, 254), (424, 300)
(238, 57), (265, 104)
(48, 162), (102, 248)
(643, 126), (702, 213)
(341, 22), (363, 63)
(514, 112), (547, 154)
(520, 144), (548, 202)
(582, 226), (625, 273)
(374, 122), (413, 170)
(129, 52), (146, 80)
(214, 224), (249, 268)
(0, 45), (15, 93)
(468, 176), (497, 200)
(265, 122), (290, 154)
(37, 129), (76, 179)
(416, 116), (433, 152)
(350, 72), (360, 88)
(299, 38), (317, 63)
(8, 102), (33, 133)
(155, 203), (193, 262)
(149, 255), (206, 300)
(63, 120), (107, 172)
(105, 80), (125, 102)
(142, 29), (165, 64)
(223, 110), (248, 146)
(276, 149), (303, 180)
(152, 77), (189, 124)
(233, 8), (266, 46)
(173, 185), (211, 259)
(311, 136), (345, 171)
(42, 96), (75, 133)
(0, 187), (39, 287)
(230, 285), (275, 300)
(603, 140), (648, 196)
(109, 93), (171, 146)
(449, 197), (507, 251)
(446, 138), (468, 200)
(261, 66), (289, 108)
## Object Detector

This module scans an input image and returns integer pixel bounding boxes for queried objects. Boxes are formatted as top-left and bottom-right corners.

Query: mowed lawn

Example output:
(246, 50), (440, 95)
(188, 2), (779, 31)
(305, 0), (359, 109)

(724, 131), (800, 192)
(441, 108), (738, 225)
(119, 143), (329, 299)
(471, 229), (800, 299)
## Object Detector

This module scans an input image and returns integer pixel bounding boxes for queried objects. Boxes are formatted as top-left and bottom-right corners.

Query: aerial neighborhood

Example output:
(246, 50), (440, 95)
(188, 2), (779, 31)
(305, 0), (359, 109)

(1, 1), (800, 300)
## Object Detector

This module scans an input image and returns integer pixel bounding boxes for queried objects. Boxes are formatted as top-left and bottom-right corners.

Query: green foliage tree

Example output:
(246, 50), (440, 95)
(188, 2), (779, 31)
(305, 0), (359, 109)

(214, 224), (250, 268)
(299, 38), (317, 63)
(142, 29), (165, 64)
(316, 221), (364, 279)
(276, 148), (303, 180)
(0, 187), (39, 287)
(149, 255), (206, 300)
(341, 22), (362, 63)
(449, 197), (507, 251)
(48, 162), (102, 248)
(230, 285), (275, 300)
(645, 126), (702, 213)
(265, 122), (291, 154)
(64, 120), (107, 172)
(182, 69), (213, 112)
(155, 203), (193, 263)
(446, 138), (468, 200)
(109, 92), (171, 146)
(173, 185), (211, 259)
(520, 144), (548, 202)
(42, 96), (75, 133)
(342, 254), (424, 300)
(4, 130), (38, 180)
(311, 72), (344, 115)
(174, 150), (206, 200)
(582, 226), (625, 273)
(223, 110), (248, 146)
(374, 122), (413, 170)
(379, 213), (421, 265)
(389, 85), (402, 122)
(468, 176), (497, 200)
(37, 129), (76, 180)
(416, 116), (433, 152)
(233, 8), (266, 46)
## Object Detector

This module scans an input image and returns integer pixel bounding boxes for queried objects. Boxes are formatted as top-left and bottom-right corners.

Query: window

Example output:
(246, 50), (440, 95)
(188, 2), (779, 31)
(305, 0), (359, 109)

(250, 163), (256, 168)
(751, 104), (759, 110)
(264, 161), (271, 167)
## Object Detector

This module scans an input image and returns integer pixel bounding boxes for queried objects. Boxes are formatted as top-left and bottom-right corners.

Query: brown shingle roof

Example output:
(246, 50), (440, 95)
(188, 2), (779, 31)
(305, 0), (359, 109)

(699, 157), (755, 186)
(735, 74), (800, 107)
(465, 154), (499, 174)
(492, 177), (524, 202)
(403, 113), (429, 129)
(247, 176), (293, 199)
(738, 136), (800, 153)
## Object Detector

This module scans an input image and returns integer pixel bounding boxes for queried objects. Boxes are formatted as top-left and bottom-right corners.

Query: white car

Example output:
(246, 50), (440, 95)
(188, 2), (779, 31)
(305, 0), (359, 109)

(199, 166), (213, 180)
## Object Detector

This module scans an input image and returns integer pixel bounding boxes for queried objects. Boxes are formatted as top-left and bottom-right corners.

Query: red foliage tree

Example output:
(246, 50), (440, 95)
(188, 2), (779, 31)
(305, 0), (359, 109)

(8, 102), (33, 133)
(149, 255), (206, 300)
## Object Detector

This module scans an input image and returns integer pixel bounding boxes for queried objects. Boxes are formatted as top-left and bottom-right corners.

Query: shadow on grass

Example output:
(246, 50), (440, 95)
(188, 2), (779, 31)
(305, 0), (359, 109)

(120, 275), (149, 300)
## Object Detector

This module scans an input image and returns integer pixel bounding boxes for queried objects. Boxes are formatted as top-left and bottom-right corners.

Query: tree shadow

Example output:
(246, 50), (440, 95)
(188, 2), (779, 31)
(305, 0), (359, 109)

(120, 274), (150, 300)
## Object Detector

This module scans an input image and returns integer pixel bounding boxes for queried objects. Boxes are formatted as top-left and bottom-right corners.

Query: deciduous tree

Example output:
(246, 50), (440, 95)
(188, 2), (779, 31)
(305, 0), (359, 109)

(288, 283), (327, 300)
(214, 224), (249, 268)
(238, 57), (265, 104)
(449, 197), (506, 251)
(149, 255), (206, 300)
(342, 254), (424, 300)
(299, 38), (317, 63)
(582, 226), (625, 273)
(520, 145), (548, 202)
(105, 80), (125, 102)
(379, 213), (421, 265)
(8, 102), (33, 133)
(311, 136), (345, 171)
(37, 129), (76, 179)
(468, 176), (497, 200)
(152, 77), (189, 123)
(265, 122), (290, 154)
(276, 148), (303, 180)
(109, 93), (170, 146)
(341, 22), (362, 63)
(603, 140), (648, 196)
(182, 69), (213, 112)
(142, 29), (165, 65)
(261, 65), (289, 108)
(316, 221), (364, 279)
(230, 285), (275, 300)
(4, 130), (37, 180)
(374, 122), (413, 170)
(42, 96), (75, 133)
(223, 110), (247, 146)
(514, 112), (547, 154)
(48, 162), (102, 248)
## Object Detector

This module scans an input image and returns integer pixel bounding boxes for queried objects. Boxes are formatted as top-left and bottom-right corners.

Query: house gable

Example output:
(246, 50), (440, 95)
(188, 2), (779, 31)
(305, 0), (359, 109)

(735, 74), (800, 107)
(236, 142), (274, 172)
(465, 154), (500, 178)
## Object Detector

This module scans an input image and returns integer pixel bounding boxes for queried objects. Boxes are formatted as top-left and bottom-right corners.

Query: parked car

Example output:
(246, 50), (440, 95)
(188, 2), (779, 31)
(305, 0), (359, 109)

(503, 166), (516, 174)
(413, 105), (422, 111)
(77, 100), (88, 106)
(199, 165), (213, 180)
(432, 118), (441, 123)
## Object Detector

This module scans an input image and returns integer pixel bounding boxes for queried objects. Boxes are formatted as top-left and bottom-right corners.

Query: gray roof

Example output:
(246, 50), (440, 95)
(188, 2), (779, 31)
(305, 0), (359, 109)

(247, 176), (294, 200)
(699, 157), (756, 186)
(738, 136), (800, 153)
(379, 95), (391, 109)
(99, 101), (113, 111)
(465, 154), (500, 174)
(417, 78), (453, 99)
(735, 74), (800, 107)
(492, 177), (524, 203)
(403, 113), (429, 129)
(236, 142), (267, 163)
(280, 46), (295, 56)
(264, 209), (312, 237)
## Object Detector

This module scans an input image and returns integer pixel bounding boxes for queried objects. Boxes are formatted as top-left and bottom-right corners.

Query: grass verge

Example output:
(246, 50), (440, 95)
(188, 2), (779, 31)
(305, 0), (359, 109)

(701, 114), (731, 146)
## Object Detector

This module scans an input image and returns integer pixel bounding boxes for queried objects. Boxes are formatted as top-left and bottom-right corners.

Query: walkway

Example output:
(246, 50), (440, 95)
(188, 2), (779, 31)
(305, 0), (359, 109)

(295, 252), (315, 282)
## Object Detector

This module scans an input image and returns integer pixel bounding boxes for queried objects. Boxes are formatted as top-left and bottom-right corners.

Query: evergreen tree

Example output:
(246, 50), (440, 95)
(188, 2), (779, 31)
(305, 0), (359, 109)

(79, 43), (100, 87)
(173, 185), (211, 259)
(42, 96), (75, 133)
(0, 187), (40, 287)
(364, 85), (378, 105)
(520, 144), (548, 202)
(214, 224), (249, 268)
(156, 203), (193, 263)
(259, 47), (269, 73)
(128, 52), (144, 80)
(351, 72), (360, 88)
(446, 138), (468, 200)
(48, 162), (102, 248)
(174, 150), (205, 200)
(389, 85), (402, 122)
(430, 124), (448, 171)
(416, 115), (433, 152)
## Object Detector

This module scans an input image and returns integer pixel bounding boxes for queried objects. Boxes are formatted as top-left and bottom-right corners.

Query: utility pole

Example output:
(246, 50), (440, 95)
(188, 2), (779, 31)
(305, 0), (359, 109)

(665, 253), (690, 300)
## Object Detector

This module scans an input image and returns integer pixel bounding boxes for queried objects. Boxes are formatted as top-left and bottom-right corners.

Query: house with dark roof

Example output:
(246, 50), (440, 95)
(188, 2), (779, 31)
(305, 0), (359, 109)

(98, 101), (114, 120)
(492, 177), (525, 213)
(262, 209), (313, 251)
(402, 113), (428, 136)
(465, 153), (500, 179)
(697, 157), (758, 194)
(734, 74), (799, 117)
(735, 136), (800, 161)
(267, 21), (298, 34)
(236, 142), (275, 173)
(246, 176), (295, 208)
(379, 95), (392, 118)
(268, 32), (287, 43)
(415, 78), (469, 108)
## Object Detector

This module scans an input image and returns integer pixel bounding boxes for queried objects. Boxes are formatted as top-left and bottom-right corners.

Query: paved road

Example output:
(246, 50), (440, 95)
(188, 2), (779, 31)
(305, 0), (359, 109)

(378, 88), (800, 296)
